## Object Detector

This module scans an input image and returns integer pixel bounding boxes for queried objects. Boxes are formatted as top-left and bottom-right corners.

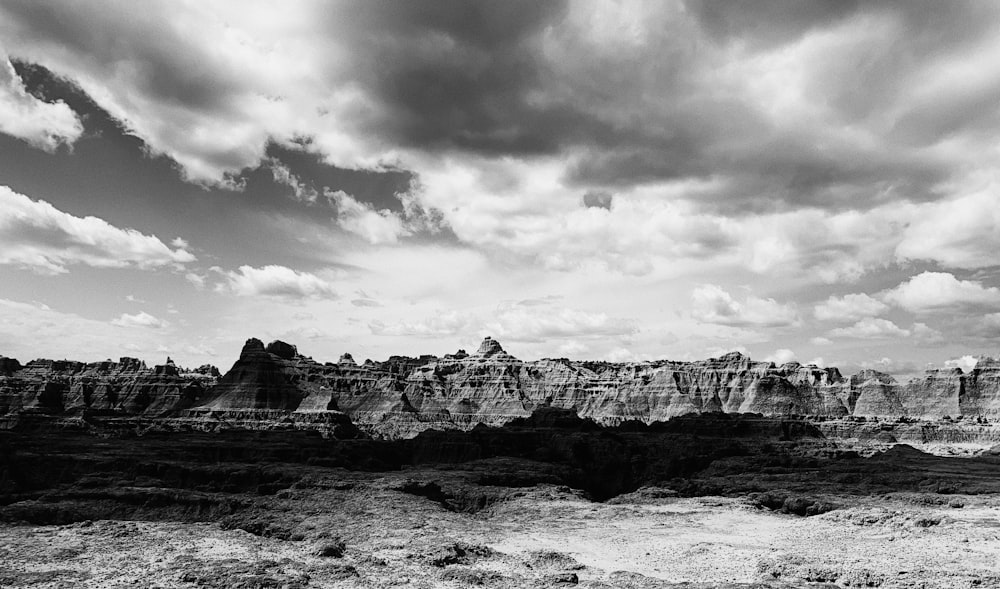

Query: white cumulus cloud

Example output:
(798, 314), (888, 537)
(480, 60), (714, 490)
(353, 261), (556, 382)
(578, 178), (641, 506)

(369, 310), (471, 338)
(219, 265), (337, 299)
(829, 318), (911, 339)
(329, 190), (409, 245)
(0, 55), (82, 151)
(111, 311), (167, 328)
(944, 355), (979, 372)
(814, 293), (889, 322)
(765, 348), (797, 365)
(691, 285), (799, 328)
(896, 191), (1000, 270)
(486, 303), (638, 343)
(881, 272), (1000, 313)
(0, 185), (195, 274)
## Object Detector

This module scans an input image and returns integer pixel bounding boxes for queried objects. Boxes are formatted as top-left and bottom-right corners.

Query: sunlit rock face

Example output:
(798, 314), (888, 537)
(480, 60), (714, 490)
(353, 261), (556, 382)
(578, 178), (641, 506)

(3, 336), (1000, 438)
(849, 370), (905, 418)
(960, 356), (1000, 417)
(0, 355), (215, 417)
(197, 338), (305, 410)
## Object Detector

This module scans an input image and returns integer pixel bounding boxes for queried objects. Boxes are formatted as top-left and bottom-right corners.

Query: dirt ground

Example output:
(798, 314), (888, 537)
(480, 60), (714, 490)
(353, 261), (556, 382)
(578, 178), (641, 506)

(3, 471), (1000, 589)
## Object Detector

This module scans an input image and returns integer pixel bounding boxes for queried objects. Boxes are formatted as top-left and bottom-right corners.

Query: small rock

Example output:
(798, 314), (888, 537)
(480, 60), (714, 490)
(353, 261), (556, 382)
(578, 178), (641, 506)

(314, 538), (346, 558)
(544, 572), (579, 585)
(428, 542), (494, 567)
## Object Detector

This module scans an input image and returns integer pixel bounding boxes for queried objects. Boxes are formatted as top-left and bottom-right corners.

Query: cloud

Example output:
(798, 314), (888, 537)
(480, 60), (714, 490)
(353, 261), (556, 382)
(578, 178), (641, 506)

(5, 0), (1000, 367)
(556, 340), (588, 358)
(367, 300), (637, 344)
(218, 265), (337, 299)
(350, 298), (381, 308)
(910, 322), (944, 345)
(486, 302), (638, 343)
(856, 357), (923, 379)
(813, 293), (889, 322)
(944, 355), (979, 372)
(765, 348), (796, 365)
(0, 185), (195, 274)
(112, 311), (167, 329)
(896, 190), (1000, 270)
(973, 313), (1000, 338)
(828, 318), (910, 340)
(5, 1), (997, 208)
(881, 271), (1000, 313)
(369, 310), (471, 338)
(329, 190), (409, 245)
(185, 272), (206, 289)
(268, 158), (318, 204)
(0, 298), (144, 361)
(5, 1), (1000, 285)
(0, 54), (82, 151)
(809, 336), (832, 346)
(691, 284), (799, 328)
(582, 190), (613, 210)
(183, 343), (217, 357)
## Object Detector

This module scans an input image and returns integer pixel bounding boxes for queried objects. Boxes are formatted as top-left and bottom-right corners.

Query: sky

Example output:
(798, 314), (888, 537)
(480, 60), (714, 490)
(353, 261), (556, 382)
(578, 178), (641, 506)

(1, 0), (999, 378)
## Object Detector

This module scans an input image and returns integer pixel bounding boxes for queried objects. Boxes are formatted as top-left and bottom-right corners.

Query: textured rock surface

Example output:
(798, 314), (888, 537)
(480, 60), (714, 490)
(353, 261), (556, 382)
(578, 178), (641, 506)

(0, 355), (216, 417)
(3, 337), (1000, 438)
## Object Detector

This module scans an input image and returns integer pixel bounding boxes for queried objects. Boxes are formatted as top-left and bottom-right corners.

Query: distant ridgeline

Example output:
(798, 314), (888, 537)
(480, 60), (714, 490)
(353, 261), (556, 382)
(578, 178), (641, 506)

(2, 336), (999, 438)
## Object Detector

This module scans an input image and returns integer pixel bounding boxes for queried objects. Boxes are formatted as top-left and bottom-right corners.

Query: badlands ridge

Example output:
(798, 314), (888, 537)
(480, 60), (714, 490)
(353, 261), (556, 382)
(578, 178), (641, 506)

(2, 336), (999, 439)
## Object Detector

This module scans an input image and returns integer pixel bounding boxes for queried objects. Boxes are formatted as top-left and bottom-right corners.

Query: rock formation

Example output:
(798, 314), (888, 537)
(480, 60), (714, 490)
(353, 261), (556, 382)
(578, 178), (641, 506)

(2, 336), (1000, 438)
(0, 356), (217, 417)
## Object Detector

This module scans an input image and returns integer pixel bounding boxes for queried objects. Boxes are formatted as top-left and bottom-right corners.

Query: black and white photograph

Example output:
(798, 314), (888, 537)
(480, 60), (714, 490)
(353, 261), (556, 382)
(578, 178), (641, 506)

(2, 1), (1000, 586)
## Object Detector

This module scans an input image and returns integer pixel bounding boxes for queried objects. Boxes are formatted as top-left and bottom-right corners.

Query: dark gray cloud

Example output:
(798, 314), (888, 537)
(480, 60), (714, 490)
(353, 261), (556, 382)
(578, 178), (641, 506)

(4, 0), (1000, 217)
(340, 0), (591, 155)
(1, 63), (395, 270)
(582, 190), (613, 210)
(1, 1), (246, 115)
(266, 143), (412, 214)
(323, 0), (999, 213)
(690, 0), (861, 49)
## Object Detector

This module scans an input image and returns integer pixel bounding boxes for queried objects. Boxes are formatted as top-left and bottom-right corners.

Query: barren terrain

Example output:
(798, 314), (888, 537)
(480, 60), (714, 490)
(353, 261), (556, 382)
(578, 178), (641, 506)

(3, 415), (1000, 588)
(3, 473), (1000, 588)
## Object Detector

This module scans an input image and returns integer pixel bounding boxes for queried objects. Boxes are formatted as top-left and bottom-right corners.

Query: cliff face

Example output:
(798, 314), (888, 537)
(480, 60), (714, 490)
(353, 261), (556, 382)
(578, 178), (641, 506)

(0, 356), (216, 417)
(3, 337), (1000, 437)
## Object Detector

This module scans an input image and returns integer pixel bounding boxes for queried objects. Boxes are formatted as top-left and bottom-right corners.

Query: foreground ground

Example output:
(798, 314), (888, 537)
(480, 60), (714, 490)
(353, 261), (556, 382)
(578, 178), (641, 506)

(2, 474), (1000, 588)
(3, 416), (1000, 588)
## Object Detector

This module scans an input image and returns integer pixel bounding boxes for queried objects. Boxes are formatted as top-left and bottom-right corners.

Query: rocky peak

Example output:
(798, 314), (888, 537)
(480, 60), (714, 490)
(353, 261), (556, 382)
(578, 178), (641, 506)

(265, 340), (298, 360)
(339, 353), (356, 366)
(154, 362), (179, 377)
(975, 355), (1000, 371)
(476, 337), (505, 357)
(851, 369), (897, 385)
(241, 338), (266, 358)
(194, 364), (221, 377)
(0, 356), (21, 375)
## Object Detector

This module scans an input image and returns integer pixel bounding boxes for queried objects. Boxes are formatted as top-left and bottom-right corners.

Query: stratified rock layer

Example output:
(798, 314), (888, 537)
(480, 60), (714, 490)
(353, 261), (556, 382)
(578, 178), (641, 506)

(3, 337), (1000, 438)
(0, 356), (216, 417)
